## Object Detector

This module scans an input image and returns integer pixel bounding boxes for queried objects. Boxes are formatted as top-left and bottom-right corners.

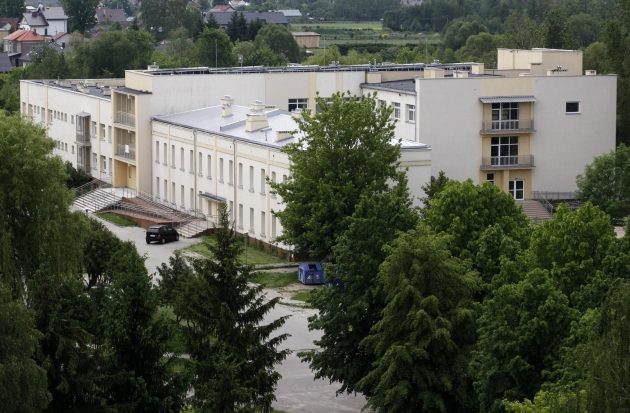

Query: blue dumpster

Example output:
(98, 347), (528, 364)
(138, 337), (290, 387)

(298, 262), (326, 285)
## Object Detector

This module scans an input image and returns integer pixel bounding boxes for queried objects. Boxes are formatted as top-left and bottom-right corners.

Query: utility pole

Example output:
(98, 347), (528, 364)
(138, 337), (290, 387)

(215, 38), (218, 68)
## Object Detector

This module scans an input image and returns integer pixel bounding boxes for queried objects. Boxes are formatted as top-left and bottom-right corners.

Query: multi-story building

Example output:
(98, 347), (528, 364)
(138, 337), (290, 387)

(363, 49), (616, 200)
(19, 48), (616, 245)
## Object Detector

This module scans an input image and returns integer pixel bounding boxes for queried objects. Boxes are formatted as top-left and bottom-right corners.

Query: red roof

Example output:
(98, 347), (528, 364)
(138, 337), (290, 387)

(4, 29), (45, 42)
(210, 4), (234, 11)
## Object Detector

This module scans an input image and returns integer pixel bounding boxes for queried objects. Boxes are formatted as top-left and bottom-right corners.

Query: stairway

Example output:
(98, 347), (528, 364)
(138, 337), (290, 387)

(176, 218), (214, 238)
(73, 187), (122, 213)
(517, 199), (552, 221)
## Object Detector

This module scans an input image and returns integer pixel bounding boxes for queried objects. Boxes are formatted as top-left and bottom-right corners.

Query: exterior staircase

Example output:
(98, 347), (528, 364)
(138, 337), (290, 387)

(517, 199), (553, 222)
(73, 186), (123, 213)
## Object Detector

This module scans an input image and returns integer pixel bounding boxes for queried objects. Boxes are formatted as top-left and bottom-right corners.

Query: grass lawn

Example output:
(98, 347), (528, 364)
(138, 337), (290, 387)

(185, 235), (288, 266)
(250, 271), (297, 288)
(291, 290), (314, 303)
(294, 21), (384, 31)
(97, 212), (137, 227)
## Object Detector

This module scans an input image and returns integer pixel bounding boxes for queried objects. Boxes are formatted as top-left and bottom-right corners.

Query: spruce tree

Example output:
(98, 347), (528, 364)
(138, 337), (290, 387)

(159, 204), (289, 412)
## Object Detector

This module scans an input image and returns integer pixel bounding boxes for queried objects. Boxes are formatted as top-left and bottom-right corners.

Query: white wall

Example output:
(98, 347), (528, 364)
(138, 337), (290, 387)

(368, 88), (416, 142)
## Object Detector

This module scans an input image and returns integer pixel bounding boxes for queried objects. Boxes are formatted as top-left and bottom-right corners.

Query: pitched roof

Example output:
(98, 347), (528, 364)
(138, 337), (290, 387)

(20, 11), (48, 27)
(278, 9), (302, 17)
(4, 29), (46, 42)
(210, 4), (234, 12)
(209, 11), (288, 26)
(96, 8), (127, 23)
(42, 6), (68, 20)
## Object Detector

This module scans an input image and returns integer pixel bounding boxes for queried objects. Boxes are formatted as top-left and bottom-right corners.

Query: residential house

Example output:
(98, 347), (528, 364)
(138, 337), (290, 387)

(18, 5), (67, 36)
(207, 11), (288, 27)
(96, 8), (128, 26)
(292, 32), (320, 48)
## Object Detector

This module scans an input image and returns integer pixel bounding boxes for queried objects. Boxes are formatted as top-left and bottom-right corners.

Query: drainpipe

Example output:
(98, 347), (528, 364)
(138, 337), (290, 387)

(193, 129), (198, 214)
(233, 138), (237, 228)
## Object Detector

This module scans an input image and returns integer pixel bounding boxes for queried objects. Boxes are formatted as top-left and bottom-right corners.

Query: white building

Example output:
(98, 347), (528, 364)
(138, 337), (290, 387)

(18, 6), (68, 36)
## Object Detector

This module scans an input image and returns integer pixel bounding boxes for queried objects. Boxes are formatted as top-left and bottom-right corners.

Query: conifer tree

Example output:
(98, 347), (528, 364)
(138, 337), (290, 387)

(159, 204), (289, 412)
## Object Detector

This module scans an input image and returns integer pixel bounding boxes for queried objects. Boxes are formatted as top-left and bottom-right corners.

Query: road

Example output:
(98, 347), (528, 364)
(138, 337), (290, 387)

(93, 214), (365, 412)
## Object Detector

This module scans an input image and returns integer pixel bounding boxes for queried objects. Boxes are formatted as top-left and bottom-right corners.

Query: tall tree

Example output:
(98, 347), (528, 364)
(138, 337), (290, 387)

(303, 186), (417, 396)
(158, 204), (288, 411)
(254, 24), (301, 63)
(359, 228), (479, 412)
(226, 11), (248, 41)
(542, 7), (568, 48)
(577, 144), (630, 219)
(194, 27), (235, 67)
(270, 92), (406, 259)
(0, 0), (24, 18)
(60, 0), (99, 33)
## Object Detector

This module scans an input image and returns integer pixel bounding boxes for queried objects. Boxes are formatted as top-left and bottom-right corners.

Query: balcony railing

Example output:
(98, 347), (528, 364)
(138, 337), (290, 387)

(481, 155), (534, 169)
(115, 111), (136, 127)
(481, 119), (534, 133)
(76, 130), (91, 144)
(115, 144), (136, 161)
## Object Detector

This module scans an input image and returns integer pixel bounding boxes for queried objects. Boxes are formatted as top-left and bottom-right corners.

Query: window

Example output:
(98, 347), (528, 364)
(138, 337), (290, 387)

(406, 104), (415, 123)
(378, 99), (386, 108)
(288, 98), (308, 112)
(249, 208), (254, 233)
(108, 126), (112, 142)
(190, 188), (194, 209)
(228, 160), (234, 185)
(164, 179), (168, 201)
(71, 145), (74, 154)
(189, 150), (194, 173)
(260, 168), (266, 194)
(100, 123), (105, 140)
(509, 179), (524, 200)
(155, 142), (160, 163)
(207, 155), (212, 179)
(229, 201), (234, 221)
(249, 166), (254, 192)
(238, 204), (243, 229)
(180, 185), (185, 207)
(171, 145), (176, 168)
(392, 102), (401, 119)
(91, 121), (96, 137)
(92, 152), (97, 168)
(109, 158), (112, 175)
(198, 152), (203, 176)
(101, 155), (106, 171)
(566, 101), (580, 113)
(271, 215), (277, 238)
(163, 143), (167, 164)
(156, 177), (160, 197)
(282, 174), (288, 183)
(180, 147), (184, 170)
(491, 136), (519, 165)
(219, 158), (224, 182)
(491, 102), (519, 129)
(238, 162), (243, 188)
(486, 173), (495, 185)
(260, 211), (266, 237)
(172, 182), (176, 204)
(71, 115), (74, 124)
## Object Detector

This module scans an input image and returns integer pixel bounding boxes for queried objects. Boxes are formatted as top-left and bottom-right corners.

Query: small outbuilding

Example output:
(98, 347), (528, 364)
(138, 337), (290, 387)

(292, 31), (320, 48)
(298, 262), (326, 285)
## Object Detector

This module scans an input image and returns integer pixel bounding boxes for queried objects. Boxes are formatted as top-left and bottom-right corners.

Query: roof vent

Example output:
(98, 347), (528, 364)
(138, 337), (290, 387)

(220, 95), (234, 117)
(246, 101), (268, 132)
(275, 130), (293, 142)
(147, 62), (159, 71)
(585, 69), (597, 76)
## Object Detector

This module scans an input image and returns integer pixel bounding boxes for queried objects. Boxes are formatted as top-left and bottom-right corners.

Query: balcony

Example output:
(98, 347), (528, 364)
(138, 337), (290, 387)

(76, 130), (91, 146)
(480, 119), (535, 134)
(115, 111), (136, 128)
(115, 144), (136, 161)
(480, 155), (534, 170)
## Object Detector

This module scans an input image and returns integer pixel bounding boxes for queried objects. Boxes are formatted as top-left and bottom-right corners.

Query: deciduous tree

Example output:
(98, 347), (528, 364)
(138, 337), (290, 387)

(61, 0), (99, 33)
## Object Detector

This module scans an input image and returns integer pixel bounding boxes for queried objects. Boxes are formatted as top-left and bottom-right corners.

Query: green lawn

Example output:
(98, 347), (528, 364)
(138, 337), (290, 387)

(185, 236), (288, 266)
(250, 271), (297, 288)
(294, 21), (384, 31)
(291, 290), (313, 303)
(97, 212), (137, 227)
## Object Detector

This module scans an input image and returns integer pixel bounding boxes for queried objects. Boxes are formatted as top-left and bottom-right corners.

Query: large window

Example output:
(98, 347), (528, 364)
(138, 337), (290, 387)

(180, 148), (184, 171)
(155, 142), (160, 163)
(219, 158), (224, 182)
(249, 166), (254, 192)
(288, 98), (308, 112)
(406, 104), (415, 123)
(260, 168), (266, 194)
(228, 160), (234, 185)
(491, 136), (519, 165)
(492, 102), (519, 129)
(392, 102), (401, 119)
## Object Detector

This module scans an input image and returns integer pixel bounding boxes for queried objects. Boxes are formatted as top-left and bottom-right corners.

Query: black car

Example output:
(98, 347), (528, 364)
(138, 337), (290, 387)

(146, 225), (179, 244)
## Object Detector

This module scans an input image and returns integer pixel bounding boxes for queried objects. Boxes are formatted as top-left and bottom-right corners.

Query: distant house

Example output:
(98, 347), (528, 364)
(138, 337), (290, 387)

(229, 0), (249, 8)
(292, 32), (320, 48)
(18, 5), (68, 36)
(401, 0), (423, 5)
(3, 29), (49, 66)
(210, 4), (235, 12)
(207, 11), (288, 27)
(277, 9), (302, 20)
(0, 18), (19, 42)
(96, 8), (128, 26)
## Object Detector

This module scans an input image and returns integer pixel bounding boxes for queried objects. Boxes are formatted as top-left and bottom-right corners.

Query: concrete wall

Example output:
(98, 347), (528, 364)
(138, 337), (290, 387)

(367, 88), (416, 142)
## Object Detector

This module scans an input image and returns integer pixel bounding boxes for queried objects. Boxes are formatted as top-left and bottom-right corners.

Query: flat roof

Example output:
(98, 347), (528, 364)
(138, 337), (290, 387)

(152, 104), (429, 151)
(362, 79), (416, 94)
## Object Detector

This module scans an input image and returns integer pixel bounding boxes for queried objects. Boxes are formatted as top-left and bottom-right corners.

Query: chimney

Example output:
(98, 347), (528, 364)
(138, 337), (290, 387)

(245, 100), (268, 132)
(453, 70), (468, 78)
(274, 130), (293, 142)
(220, 95), (234, 117)
(424, 67), (445, 79)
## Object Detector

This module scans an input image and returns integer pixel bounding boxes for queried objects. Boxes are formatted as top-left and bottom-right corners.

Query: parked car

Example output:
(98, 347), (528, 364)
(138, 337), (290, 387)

(145, 225), (179, 244)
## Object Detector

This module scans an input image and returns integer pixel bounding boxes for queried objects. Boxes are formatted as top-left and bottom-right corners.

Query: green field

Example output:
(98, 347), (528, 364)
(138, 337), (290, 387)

(250, 271), (298, 288)
(97, 212), (138, 227)
(291, 290), (313, 303)
(292, 21), (440, 47)
(185, 236), (288, 266)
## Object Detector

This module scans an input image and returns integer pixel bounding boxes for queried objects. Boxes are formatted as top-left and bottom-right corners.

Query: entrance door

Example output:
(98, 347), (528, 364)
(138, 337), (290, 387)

(509, 179), (524, 200)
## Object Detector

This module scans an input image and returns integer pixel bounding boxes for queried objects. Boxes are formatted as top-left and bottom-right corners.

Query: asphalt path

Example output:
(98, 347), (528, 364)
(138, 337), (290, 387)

(92, 213), (366, 412)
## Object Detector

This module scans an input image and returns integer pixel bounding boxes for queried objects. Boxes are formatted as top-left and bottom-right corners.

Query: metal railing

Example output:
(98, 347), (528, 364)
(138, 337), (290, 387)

(481, 119), (534, 132)
(115, 111), (135, 127)
(73, 179), (112, 198)
(532, 191), (581, 214)
(75, 130), (90, 144)
(481, 155), (534, 169)
(115, 144), (136, 160)
(136, 189), (206, 220)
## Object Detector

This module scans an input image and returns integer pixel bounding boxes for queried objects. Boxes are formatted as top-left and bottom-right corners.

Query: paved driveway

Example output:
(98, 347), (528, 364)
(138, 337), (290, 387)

(92, 214), (365, 412)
